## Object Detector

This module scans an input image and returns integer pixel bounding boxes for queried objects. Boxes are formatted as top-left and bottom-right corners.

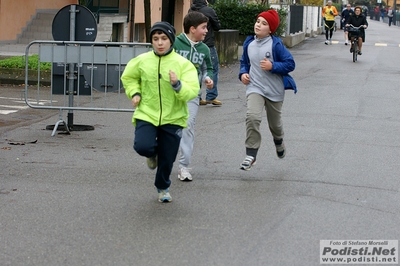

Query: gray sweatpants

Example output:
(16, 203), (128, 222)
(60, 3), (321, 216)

(179, 96), (200, 168)
(245, 93), (284, 153)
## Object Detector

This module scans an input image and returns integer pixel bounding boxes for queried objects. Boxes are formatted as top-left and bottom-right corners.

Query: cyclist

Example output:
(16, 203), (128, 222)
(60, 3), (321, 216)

(346, 6), (368, 55)
(322, 1), (338, 45)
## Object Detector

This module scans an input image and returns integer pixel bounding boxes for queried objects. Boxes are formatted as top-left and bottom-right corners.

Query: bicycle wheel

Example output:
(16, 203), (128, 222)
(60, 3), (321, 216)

(353, 40), (358, 62)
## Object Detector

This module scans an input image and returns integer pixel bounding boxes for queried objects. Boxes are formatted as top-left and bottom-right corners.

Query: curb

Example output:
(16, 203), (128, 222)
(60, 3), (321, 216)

(0, 68), (50, 86)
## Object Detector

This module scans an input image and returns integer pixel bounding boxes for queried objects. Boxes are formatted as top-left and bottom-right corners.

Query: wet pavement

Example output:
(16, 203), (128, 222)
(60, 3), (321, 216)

(1, 20), (400, 266)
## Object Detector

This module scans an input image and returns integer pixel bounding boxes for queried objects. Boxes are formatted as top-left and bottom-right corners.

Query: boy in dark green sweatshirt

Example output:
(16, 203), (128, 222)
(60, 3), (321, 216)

(173, 11), (213, 181)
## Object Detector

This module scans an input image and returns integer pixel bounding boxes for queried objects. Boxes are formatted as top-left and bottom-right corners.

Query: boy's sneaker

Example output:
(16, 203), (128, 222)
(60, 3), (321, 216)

(207, 99), (222, 105)
(274, 139), (286, 159)
(146, 155), (157, 170)
(157, 188), (172, 203)
(324, 40), (329, 45)
(178, 167), (192, 181)
(199, 100), (207, 105)
(329, 39), (332, 45)
(240, 155), (256, 170)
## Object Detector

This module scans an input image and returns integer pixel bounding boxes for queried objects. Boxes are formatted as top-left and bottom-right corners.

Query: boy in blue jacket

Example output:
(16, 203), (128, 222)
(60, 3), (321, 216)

(238, 10), (297, 170)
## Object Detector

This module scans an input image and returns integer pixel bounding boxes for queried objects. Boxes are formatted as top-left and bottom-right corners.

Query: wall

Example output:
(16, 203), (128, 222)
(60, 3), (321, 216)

(215, 30), (238, 64)
(133, 0), (162, 25)
(96, 14), (129, 42)
(304, 6), (322, 37)
(0, 0), (77, 42)
(173, 0), (190, 35)
(132, 0), (190, 41)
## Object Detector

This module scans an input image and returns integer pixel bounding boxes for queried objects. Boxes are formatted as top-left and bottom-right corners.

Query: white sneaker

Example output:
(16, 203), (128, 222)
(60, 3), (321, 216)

(240, 155), (256, 171)
(157, 188), (172, 203)
(178, 167), (192, 181)
(324, 40), (329, 45)
(345, 40), (348, 45)
(329, 39), (332, 45)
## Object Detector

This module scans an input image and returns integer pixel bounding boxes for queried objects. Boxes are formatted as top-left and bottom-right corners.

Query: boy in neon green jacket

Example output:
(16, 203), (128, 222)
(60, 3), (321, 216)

(121, 21), (200, 203)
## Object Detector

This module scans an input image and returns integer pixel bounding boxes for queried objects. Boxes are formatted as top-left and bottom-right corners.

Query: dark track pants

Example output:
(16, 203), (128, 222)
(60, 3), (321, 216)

(133, 119), (182, 190)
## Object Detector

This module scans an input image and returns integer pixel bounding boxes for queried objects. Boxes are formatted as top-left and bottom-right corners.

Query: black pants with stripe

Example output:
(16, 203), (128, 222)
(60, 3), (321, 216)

(324, 20), (335, 40)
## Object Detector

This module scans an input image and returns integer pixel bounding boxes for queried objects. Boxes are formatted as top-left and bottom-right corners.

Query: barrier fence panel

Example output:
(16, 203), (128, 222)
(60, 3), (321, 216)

(24, 40), (152, 136)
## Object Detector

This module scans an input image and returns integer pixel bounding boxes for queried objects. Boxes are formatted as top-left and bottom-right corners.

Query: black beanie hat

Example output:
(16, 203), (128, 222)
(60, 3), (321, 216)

(150, 22), (176, 45)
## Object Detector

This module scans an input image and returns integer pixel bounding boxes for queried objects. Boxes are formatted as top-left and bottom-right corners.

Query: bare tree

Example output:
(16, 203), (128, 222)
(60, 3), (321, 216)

(144, 0), (151, 42)
(129, 0), (135, 42)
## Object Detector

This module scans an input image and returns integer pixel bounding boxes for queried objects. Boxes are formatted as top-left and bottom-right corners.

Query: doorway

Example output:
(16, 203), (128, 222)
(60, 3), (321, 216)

(111, 23), (124, 42)
(162, 0), (175, 25)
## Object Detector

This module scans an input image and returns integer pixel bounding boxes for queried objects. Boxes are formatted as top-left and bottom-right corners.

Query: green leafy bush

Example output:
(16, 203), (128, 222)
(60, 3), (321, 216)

(0, 55), (51, 70)
(212, 0), (287, 37)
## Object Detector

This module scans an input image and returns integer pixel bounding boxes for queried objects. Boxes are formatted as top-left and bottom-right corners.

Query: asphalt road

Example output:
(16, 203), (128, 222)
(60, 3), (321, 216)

(1, 19), (399, 266)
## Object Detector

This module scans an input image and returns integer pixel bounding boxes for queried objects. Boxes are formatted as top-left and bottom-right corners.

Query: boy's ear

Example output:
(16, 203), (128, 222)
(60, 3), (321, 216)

(189, 25), (196, 33)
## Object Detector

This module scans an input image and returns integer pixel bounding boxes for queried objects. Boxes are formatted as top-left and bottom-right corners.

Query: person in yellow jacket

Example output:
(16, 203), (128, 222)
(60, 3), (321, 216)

(121, 21), (200, 203)
(322, 1), (338, 45)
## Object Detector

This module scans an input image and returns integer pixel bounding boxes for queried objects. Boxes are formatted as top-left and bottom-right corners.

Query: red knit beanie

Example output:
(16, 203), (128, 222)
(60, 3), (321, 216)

(257, 10), (280, 34)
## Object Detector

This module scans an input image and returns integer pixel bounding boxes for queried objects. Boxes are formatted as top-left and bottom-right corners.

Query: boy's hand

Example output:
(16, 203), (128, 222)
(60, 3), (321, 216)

(169, 70), (178, 86)
(241, 73), (250, 85)
(205, 77), (213, 89)
(260, 58), (273, 71)
(132, 95), (141, 108)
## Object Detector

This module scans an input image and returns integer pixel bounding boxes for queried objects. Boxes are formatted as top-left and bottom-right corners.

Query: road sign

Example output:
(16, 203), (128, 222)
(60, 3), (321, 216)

(52, 4), (97, 42)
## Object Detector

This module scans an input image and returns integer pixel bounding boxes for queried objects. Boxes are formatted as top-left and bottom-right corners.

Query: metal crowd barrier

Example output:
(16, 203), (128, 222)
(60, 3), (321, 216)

(24, 40), (152, 136)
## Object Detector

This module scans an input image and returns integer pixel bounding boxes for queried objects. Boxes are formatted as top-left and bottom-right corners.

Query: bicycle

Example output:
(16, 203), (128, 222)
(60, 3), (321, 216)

(346, 24), (364, 62)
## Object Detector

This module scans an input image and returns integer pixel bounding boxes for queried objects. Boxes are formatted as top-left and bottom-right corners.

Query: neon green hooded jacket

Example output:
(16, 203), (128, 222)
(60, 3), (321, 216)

(121, 50), (200, 128)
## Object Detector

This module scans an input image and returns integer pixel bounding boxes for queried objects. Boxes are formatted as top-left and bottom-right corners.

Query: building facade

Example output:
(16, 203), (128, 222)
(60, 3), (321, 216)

(0, 0), (77, 43)
(0, 0), (191, 44)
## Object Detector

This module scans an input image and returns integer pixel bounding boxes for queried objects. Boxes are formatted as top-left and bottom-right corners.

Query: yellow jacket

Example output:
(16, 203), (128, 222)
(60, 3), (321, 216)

(322, 6), (338, 21)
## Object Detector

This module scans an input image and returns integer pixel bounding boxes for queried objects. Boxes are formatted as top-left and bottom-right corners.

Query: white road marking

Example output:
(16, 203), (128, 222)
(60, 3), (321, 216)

(0, 104), (28, 109)
(0, 110), (18, 115)
(0, 96), (29, 115)
(0, 96), (57, 116)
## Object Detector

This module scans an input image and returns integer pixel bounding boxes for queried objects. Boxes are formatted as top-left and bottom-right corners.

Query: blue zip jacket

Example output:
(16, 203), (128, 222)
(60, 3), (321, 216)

(239, 35), (297, 94)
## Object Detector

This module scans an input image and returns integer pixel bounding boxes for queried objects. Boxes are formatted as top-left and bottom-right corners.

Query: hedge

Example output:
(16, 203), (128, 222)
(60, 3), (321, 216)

(211, 0), (288, 37)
